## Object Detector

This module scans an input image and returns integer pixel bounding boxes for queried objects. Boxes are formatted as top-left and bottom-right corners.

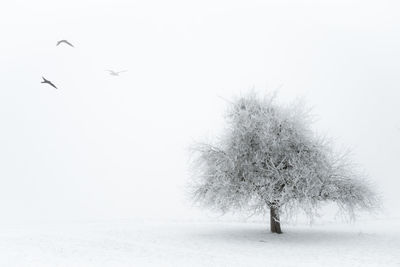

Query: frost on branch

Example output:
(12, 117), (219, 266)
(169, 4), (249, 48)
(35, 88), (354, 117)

(189, 93), (378, 232)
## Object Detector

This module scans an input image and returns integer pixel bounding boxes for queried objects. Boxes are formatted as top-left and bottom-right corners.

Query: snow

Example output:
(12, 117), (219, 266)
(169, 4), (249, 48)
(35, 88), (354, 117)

(0, 218), (399, 267)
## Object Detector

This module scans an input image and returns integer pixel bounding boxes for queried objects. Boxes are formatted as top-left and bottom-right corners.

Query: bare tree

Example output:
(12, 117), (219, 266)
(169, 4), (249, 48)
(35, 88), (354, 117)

(189, 92), (378, 233)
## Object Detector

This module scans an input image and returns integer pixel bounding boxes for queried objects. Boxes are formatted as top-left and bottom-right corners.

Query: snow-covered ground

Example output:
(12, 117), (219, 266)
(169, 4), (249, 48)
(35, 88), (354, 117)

(0, 218), (399, 267)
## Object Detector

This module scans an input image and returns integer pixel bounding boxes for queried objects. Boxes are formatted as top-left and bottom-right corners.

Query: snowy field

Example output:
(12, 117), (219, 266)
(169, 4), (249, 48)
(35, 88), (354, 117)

(0, 218), (399, 267)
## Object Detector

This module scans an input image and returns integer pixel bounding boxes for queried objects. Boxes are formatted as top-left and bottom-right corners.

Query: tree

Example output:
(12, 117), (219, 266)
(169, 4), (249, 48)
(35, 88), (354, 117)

(189, 93), (377, 233)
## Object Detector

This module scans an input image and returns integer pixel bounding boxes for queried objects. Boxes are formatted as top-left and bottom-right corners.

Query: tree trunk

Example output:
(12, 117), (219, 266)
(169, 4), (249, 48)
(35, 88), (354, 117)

(270, 207), (282, 234)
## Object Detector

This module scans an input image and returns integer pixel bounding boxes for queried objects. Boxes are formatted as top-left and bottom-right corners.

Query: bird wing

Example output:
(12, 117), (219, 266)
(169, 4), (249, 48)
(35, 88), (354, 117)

(106, 70), (118, 75)
(64, 40), (74, 47)
(56, 40), (74, 47)
(48, 81), (58, 89)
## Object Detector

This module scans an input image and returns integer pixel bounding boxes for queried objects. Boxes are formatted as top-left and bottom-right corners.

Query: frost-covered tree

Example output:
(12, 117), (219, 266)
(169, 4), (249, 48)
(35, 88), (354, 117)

(189, 93), (377, 233)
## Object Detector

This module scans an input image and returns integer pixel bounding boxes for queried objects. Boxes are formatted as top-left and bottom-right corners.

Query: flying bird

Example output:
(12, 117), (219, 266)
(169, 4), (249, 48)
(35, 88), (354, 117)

(106, 70), (127, 76)
(56, 40), (74, 47)
(41, 77), (58, 89)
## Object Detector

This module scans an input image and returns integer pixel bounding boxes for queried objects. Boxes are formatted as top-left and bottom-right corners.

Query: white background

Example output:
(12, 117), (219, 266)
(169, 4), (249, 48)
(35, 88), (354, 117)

(0, 0), (399, 223)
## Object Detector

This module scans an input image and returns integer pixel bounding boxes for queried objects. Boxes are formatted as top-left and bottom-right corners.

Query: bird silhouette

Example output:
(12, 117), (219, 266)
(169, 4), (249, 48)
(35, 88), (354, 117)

(41, 77), (58, 89)
(56, 40), (74, 47)
(106, 70), (127, 76)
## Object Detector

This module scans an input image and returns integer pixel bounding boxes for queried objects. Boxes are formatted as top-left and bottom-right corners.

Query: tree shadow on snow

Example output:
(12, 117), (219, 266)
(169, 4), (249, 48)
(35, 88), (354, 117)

(191, 225), (371, 245)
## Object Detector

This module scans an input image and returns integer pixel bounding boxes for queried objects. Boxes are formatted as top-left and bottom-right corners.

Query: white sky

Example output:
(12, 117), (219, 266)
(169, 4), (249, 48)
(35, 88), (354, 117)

(0, 0), (399, 223)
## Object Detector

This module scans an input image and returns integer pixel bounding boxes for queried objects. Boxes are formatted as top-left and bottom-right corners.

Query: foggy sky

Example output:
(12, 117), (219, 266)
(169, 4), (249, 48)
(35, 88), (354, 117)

(0, 0), (399, 223)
